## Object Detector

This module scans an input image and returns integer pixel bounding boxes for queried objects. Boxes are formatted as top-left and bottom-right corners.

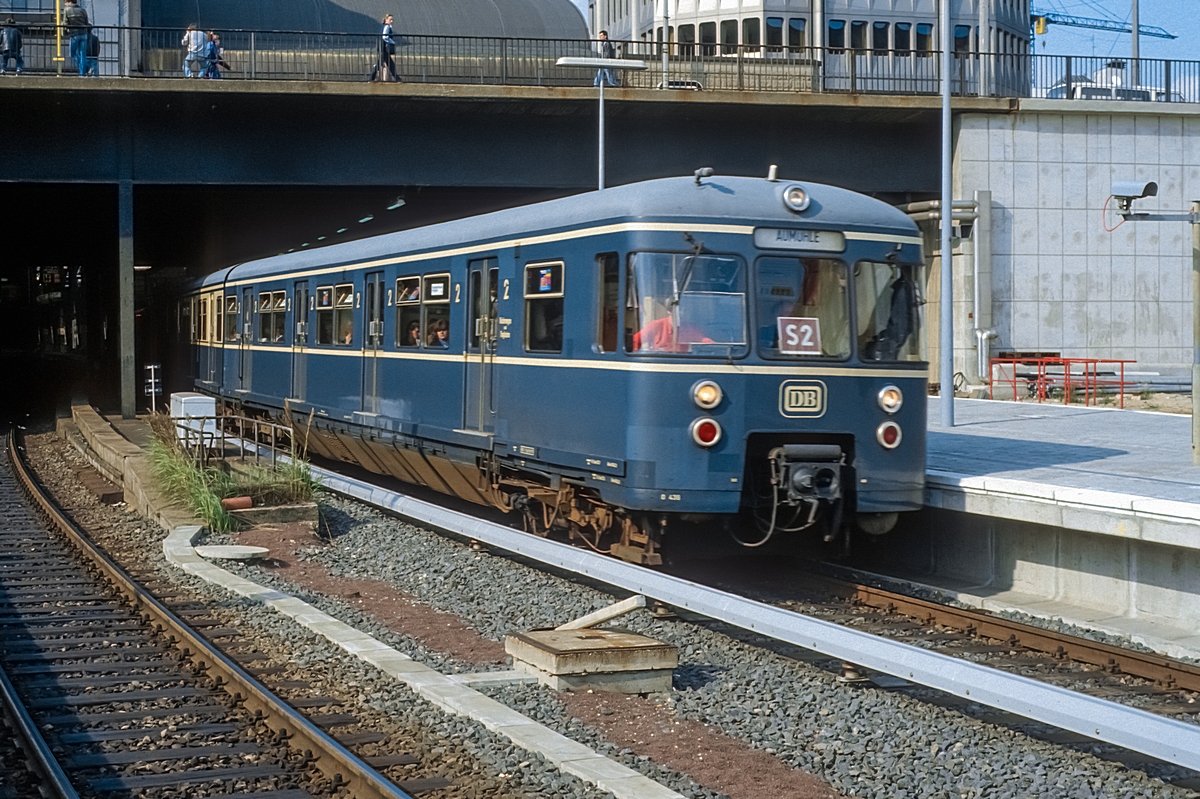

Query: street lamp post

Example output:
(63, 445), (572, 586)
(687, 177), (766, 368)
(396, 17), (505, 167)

(556, 56), (648, 190)
(1115, 181), (1200, 463)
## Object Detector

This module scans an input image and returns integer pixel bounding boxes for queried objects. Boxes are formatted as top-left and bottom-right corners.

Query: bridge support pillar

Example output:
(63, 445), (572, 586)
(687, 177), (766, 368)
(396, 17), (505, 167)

(118, 180), (135, 420)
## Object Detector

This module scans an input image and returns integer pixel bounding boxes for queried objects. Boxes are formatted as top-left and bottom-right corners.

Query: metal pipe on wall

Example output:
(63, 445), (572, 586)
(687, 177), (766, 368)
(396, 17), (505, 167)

(940, 0), (955, 426)
(973, 190), (996, 384)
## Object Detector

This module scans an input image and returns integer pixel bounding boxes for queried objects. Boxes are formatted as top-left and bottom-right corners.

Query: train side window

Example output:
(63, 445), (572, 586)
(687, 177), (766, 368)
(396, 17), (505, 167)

(423, 273), (451, 349)
(597, 253), (619, 353)
(524, 262), (564, 353)
(258, 292), (273, 342)
(224, 296), (238, 341)
(334, 284), (354, 345)
(197, 296), (208, 343)
(214, 296), (223, 345)
(396, 276), (422, 347)
(272, 291), (287, 342)
(316, 286), (334, 344)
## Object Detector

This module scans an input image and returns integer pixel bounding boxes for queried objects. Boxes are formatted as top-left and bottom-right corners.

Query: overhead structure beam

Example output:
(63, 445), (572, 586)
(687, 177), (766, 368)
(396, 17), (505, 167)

(1030, 9), (1176, 40)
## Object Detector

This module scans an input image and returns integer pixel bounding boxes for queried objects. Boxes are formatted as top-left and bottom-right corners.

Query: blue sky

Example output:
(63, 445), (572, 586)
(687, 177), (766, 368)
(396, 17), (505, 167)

(1032, 0), (1199, 61)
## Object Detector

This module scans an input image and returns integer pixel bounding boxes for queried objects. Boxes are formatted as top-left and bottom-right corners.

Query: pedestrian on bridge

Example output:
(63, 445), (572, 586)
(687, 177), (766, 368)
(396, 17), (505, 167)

(594, 30), (618, 87)
(0, 18), (22, 75)
(182, 23), (206, 77)
(202, 32), (227, 79)
(369, 13), (399, 82)
(62, 0), (90, 77)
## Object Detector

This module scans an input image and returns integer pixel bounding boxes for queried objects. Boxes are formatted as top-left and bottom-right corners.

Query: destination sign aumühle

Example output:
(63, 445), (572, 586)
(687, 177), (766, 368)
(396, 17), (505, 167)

(754, 228), (846, 252)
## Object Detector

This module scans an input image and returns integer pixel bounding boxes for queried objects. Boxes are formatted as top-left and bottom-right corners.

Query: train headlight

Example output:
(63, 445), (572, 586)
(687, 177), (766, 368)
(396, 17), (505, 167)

(783, 184), (811, 212)
(877, 385), (903, 414)
(876, 421), (902, 449)
(690, 417), (722, 447)
(692, 380), (723, 410)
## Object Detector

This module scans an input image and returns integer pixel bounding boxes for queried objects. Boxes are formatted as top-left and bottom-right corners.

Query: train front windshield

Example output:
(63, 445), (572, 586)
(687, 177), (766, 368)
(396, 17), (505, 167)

(855, 262), (921, 362)
(626, 252), (749, 355)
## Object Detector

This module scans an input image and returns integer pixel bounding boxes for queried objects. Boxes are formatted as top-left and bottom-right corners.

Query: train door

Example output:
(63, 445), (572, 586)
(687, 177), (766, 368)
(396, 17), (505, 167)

(239, 287), (253, 391)
(464, 258), (498, 432)
(291, 281), (309, 401)
(361, 272), (385, 414)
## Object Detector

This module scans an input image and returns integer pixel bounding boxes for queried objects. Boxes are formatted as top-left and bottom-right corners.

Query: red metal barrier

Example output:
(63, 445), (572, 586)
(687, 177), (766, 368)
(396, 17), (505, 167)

(989, 356), (1135, 408)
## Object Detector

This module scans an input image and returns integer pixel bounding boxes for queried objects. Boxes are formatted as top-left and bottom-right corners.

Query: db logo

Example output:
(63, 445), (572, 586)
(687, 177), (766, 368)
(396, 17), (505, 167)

(779, 380), (827, 418)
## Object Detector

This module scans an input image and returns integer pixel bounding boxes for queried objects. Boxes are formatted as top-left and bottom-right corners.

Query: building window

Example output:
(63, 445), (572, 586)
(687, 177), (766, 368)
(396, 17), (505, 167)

(954, 24), (971, 53)
(915, 23), (932, 55)
(872, 21), (889, 53)
(678, 23), (695, 55)
(720, 19), (738, 54)
(742, 18), (760, 49)
(766, 16), (783, 50)
(699, 21), (716, 55)
(895, 22), (911, 53)
(525, 262), (564, 353)
(828, 19), (845, 51)
(788, 18), (806, 49)
(850, 20), (866, 53)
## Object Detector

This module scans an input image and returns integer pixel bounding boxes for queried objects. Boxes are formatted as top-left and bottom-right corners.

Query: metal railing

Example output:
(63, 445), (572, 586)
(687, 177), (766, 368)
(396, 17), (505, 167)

(173, 413), (294, 468)
(4, 23), (1198, 103)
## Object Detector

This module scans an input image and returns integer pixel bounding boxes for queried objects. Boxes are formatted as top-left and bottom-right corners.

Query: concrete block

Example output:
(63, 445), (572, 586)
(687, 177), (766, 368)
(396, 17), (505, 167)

(494, 722), (603, 760)
(448, 670), (537, 688)
(1131, 498), (1200, 522)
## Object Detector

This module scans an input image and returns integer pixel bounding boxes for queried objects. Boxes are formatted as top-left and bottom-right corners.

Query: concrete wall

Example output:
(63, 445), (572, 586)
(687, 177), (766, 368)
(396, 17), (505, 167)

(955, 102), (1200, 373)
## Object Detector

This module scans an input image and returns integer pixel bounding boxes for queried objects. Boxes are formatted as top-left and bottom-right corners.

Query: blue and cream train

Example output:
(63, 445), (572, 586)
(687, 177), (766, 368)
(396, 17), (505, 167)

(182, 173), (927, 563)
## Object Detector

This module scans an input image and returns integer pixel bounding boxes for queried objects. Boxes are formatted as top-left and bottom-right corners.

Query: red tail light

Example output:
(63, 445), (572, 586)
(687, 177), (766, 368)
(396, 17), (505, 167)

(877, 421), (902, 449)
(690, 417), (722, 447)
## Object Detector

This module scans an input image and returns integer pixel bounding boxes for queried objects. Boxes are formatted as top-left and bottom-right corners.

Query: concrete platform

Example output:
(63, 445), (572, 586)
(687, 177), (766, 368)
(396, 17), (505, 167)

(884, 399), (1200, 659)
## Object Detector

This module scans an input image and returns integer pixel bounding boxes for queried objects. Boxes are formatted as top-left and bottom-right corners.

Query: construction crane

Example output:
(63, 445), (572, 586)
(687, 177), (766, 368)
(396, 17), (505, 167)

(1031, 9), (1175, 40)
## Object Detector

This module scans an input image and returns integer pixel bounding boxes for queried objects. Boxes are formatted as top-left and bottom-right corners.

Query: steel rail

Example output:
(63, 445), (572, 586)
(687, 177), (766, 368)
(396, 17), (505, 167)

(305, 460), (1200, 771)
(6, 432), (414, 799)
(0, 661), (80, 799)
(815, 572), (1200, 693)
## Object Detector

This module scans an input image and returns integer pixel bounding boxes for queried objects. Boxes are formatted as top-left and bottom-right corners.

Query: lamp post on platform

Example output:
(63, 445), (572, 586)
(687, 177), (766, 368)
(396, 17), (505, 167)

(1114, 181), (1200, 463)
(556, 56), (648, 190)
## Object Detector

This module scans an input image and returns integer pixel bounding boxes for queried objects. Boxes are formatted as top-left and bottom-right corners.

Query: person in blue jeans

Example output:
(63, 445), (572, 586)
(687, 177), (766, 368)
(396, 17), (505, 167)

(62, 0), (90, 76)
(594, 30), (618, 87)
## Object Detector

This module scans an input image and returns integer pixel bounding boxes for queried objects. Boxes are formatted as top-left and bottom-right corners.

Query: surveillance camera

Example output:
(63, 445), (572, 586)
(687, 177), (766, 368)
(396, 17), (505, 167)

(1111, 180), (1157, 211)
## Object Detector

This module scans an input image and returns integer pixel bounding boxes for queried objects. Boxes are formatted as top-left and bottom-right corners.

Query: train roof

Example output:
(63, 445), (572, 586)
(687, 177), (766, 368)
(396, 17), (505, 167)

(197, 175), (920, 289)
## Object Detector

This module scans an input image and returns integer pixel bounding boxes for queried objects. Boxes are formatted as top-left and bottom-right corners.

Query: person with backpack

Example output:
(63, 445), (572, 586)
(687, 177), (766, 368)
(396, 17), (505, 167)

(62, 0), (90, 76)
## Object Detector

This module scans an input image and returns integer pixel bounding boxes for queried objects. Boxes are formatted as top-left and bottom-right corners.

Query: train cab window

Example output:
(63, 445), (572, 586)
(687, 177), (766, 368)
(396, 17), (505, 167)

(524, 262), (564, 353)
(915, 23), (932, 55)
(396, 276), (422, 347)
(334, 284), (354, 345)
(827, 20), (845, 51)
(423, 274), (451, 349)
(894, 22), (911, 53)
(596, 253), (619, 352)
(316, 286), (334, 344)
(224, 296), (238, 341)
(788, 18), (806, 49)
(625, 252), (747, 356)
(855, 261), (921, 362)
(756, 257), (850, 359)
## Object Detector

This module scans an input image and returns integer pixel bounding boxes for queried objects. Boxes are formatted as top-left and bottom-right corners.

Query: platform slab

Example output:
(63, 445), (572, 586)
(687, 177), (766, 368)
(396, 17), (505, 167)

(927, 399), (1200, 547)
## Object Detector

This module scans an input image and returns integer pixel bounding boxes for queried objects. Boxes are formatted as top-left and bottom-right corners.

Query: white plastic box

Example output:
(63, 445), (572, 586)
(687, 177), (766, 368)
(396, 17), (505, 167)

(169, 392), (218, 444)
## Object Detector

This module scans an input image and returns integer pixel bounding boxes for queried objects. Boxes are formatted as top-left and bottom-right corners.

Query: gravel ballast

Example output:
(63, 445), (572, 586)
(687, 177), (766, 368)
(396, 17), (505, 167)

(27, 429), (1200, 798)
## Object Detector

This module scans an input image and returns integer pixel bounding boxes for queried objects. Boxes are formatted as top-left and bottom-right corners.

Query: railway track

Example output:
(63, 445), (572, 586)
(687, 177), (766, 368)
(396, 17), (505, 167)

(0, 431), (419, 799)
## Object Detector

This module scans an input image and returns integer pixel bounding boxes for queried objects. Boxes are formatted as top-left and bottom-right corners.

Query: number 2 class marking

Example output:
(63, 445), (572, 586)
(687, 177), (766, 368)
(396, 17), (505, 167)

(454, 283), (461, 302)
(503, 279), (510, 300)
